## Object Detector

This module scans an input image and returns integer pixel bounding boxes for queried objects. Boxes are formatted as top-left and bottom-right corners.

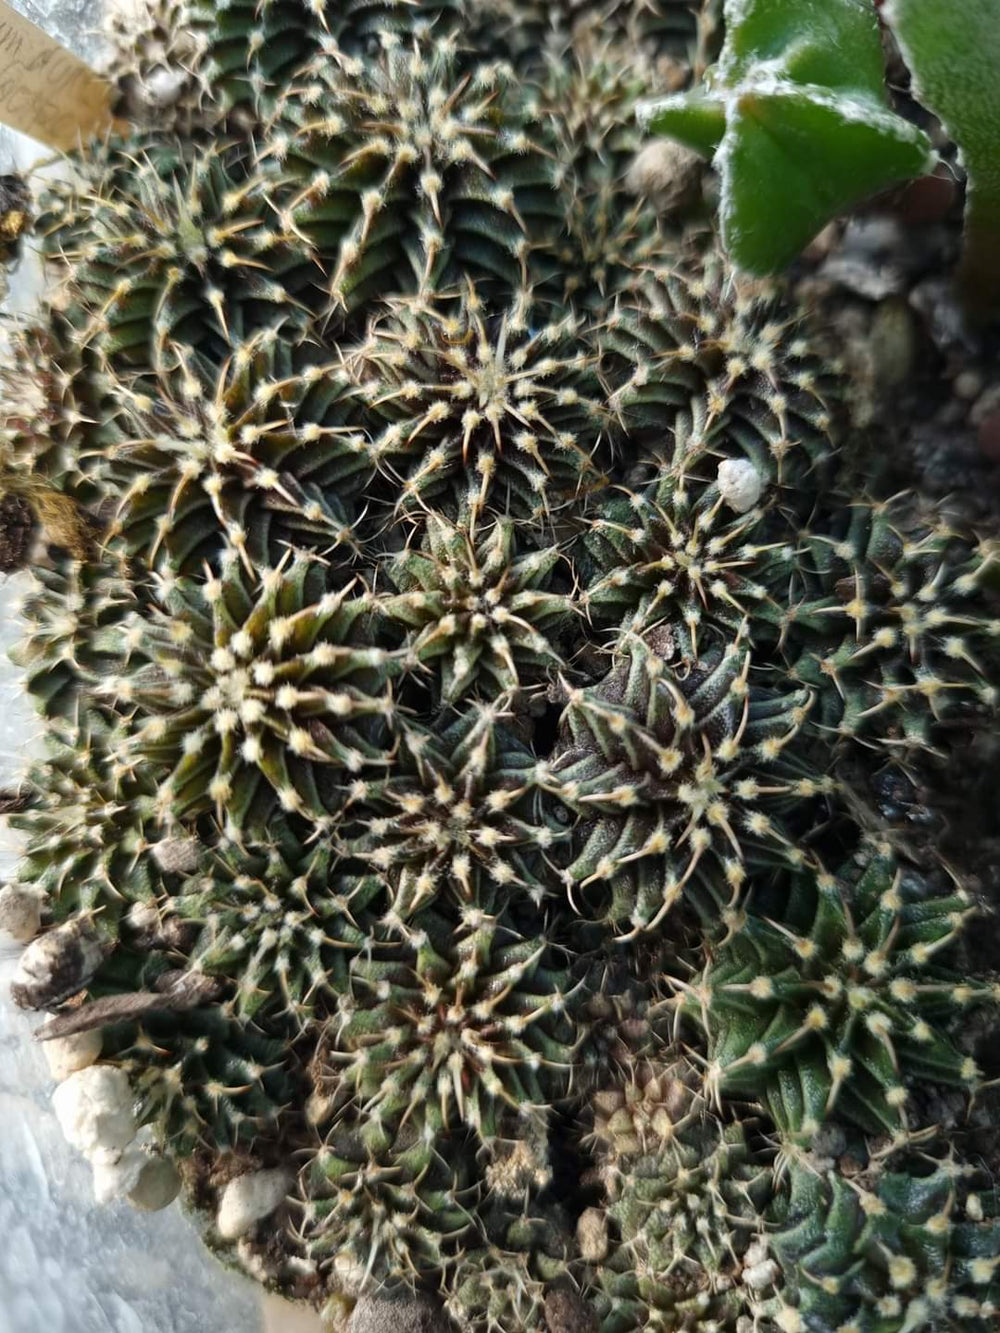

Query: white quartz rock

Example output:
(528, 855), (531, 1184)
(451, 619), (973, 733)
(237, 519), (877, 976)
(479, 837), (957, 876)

(217, 1167), (293, 1239)
(717, 458), (765, 514)
(51, 1065), (136, 1158)
(0, 883), (42, 942)
(92, 1147), (147, 1204)
(43, 1028), (103, 1081)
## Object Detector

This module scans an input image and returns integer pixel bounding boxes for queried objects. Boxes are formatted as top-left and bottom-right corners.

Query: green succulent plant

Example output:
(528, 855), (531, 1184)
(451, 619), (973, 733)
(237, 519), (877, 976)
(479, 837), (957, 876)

(11, 714), (168, 940)
(544, 625), (829, 935)
(786, 497), (1000, 751)
(113, 549), (399, 825)
(592, 1060), (773, 1332)
(11, 550), (138, 721)
(39, 138), (308, 368)
(322, 901), (579, 1143)
(350, 705), (565, 917)
(343, 283), (611, 524)
(382, 512), (577, 702)
(678, 850), (994, 1139)
(600, 247), (838, 494)
(7, 0), (1000, 1326)
(293, 1116), (476, 1282)
(101, 325), (367, 571)
(767, 1153), (1000, 1333)
(166, 818), (384, 1023)
(101, 1002), (295, 1153)
(259, 32), (555, 311)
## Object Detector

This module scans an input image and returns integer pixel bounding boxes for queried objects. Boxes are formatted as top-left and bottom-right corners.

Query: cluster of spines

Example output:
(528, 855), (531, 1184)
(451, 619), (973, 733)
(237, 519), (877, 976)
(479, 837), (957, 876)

(4, 0), (1000, 1330)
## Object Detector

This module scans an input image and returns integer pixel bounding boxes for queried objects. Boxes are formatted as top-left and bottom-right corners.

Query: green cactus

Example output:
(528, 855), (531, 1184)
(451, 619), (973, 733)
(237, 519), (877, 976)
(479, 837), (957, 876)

(101, 1002), (295, 1153)
(544, 625), (830, 935)
(113, 550), (399, 825)
(381, 512), (577, 703)
(11, 715), (168, 940)
(293, 1117), (476, 1282)
(600, 248), (839, 493)
(39, 138), (309, 368)
(592, 1061), (773, 1332)
(6, 0), (1000, 1326)
(166, 818), (385, 1023)
(259, 32), (555, 311)
(767, 1154), (1000, 1333)
(342, 284), (611, 524)
(322, 901), (579, 1142)
(11, 551), (138, 721)
(785, 497), (1000, 751)
(678, 850), (994, 1139)
(351, 706), (566, 917)
(100, 325), (367, 571)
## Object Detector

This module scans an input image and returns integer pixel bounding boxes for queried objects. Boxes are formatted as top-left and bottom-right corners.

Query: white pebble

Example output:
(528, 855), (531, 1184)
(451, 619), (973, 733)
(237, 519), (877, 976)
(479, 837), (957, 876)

(717, 458), (765, 513)
(43, 1029), (103, 1081)
(744, 1258), (779, 1291)
(52, 1065), (136, 1158)
(0, 884), (42, 942)
(92, 1148), (147, 1204)
(217, 1168), (292, 1240)
(143, 67), (189, 107)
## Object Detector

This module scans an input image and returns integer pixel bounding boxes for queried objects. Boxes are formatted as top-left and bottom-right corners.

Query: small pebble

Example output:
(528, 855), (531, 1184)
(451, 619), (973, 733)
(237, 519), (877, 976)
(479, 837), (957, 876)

(92, 1148), (147, 1205)
(576, 1207), (608, 1263)
(128, 1155), (181, 1212)
(0, 883), (42, 943)
(52, 1065), (136, 1158)
(348, 1294), (447, 1333)
(10, 918), (104, 1009)
(955, 369), (985, 402)
(43, 1028), (103, 1081)
(625, 140), (701, 214)
(717, 458), (764, 513)
(217, 1167), (292, 1240)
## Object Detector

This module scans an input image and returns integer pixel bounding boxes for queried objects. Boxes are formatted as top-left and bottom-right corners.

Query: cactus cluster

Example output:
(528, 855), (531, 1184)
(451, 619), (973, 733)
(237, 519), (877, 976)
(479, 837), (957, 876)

(4, 0), (1000, 1329)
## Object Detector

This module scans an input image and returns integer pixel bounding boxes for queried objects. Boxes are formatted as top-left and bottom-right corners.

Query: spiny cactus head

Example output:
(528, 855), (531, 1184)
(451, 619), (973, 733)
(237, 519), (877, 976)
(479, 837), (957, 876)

(787, 497), (1000, 751)
(11, 550), (138, 722)
(101, 327), (368, 571)
(381, 512), (578, 703)
(591, 1058), (773, 1333)
(351, 705), (567, 918)
(580, 468), (797, 646)
(165, 820), (385, 1024)
(39, 138), (305, 368)
(292, 1121), (475, 1286)
(260, 32), (554, 312)
(343, 283), (611, 525)
(102, 1005), (294, 1154)
(321, 902), (579, 1144)
(600, 246), (839, 496)
(112, 550), (399, 828)
(544, 624), (827, 936)
(683, 848), (994, 1140)
(11, 714), (169, 941)
(768, 1152), (1000, 1333)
